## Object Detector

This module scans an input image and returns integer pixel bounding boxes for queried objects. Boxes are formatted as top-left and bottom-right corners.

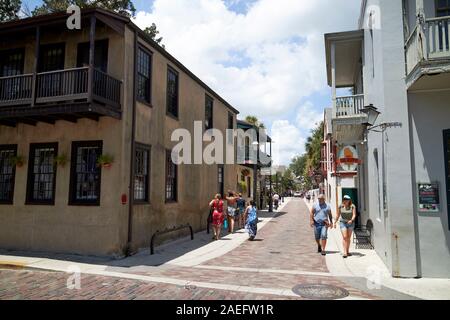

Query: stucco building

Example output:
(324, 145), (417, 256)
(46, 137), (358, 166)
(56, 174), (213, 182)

(324, 0), (450, 278)
(0, 9), (240, 257)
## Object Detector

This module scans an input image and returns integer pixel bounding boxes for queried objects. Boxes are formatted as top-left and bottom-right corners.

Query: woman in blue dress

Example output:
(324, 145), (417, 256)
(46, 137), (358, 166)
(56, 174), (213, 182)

(244, 200), (258, 241)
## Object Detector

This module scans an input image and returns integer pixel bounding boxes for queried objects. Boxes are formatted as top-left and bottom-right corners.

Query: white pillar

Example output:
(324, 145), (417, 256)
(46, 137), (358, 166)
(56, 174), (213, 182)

(331, 42), (337, 118)
(416, 0), (425, 20)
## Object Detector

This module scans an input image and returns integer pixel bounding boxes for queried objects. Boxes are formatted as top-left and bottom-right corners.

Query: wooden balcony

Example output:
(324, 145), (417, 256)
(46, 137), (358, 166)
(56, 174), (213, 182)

(405, 16), (450, 87)
(335, 94), (365, 118)
(0, 67), (121, 126)
(332, 94), (366, 142)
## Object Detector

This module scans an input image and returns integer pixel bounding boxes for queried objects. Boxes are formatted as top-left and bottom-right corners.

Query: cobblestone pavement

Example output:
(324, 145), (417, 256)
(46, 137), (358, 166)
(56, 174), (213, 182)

(0, 199), (383, 300)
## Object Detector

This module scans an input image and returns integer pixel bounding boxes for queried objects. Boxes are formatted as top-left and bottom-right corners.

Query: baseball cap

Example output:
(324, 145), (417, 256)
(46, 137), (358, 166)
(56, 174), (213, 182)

(343, 195), (351, 200)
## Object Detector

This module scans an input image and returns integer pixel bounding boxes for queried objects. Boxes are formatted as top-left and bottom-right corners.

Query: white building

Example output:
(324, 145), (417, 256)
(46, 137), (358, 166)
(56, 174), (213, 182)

(324, 0), (450, 278)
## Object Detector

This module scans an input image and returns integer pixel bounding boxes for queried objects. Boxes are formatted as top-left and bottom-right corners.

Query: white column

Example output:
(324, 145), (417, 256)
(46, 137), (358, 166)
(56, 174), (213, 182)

(416, 0), (425, 20)
(331, 42), (337, 118)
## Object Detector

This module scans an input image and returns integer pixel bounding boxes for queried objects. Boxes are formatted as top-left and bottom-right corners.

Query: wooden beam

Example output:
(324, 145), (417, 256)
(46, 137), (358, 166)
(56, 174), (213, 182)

(18, 118), (37, 126)
(0, 120), (17, 127)
(87, 15), (96, 103)
(31, 26), (40, 107)
(26, 116), (55, 125)
(55, 114), (79, 123)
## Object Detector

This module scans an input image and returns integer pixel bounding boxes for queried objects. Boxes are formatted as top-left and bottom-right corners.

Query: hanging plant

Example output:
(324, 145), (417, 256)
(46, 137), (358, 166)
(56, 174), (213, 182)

(9, 155), (26, 168)
(238, 181), (247, 194)
(54, 154), (69, 167)
(242, 169), (251, 177)
(97, 154), (114, 168)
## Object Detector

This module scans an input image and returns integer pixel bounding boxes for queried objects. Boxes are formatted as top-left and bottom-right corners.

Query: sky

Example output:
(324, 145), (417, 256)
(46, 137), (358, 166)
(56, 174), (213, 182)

(21, 0), (361, 165)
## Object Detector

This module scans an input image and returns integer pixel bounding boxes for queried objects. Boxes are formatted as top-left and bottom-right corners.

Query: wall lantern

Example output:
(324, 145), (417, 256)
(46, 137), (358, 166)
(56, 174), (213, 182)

(361, 104), (380, 127)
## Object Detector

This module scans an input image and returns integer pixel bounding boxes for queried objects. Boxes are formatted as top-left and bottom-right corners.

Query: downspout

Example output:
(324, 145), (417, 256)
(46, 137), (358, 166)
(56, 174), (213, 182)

(126, 29), (138, 256)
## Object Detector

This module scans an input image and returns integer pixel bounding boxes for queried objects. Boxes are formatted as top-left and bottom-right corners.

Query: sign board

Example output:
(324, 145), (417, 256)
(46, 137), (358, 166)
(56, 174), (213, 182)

(418, 183), (440, 213)
(336, 145), (361, 172)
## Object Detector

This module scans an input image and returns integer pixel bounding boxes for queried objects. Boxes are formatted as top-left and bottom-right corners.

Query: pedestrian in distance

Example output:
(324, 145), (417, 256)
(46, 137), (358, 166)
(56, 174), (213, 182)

(334, 195), (357, 258)
(244, 200), (258, 241)
(225, 190), (238, 233)
(273, 192), (280, 210)
(236, 193), (246, 230)
(209, 194), (225, 241)
(310, 194), (333, 256)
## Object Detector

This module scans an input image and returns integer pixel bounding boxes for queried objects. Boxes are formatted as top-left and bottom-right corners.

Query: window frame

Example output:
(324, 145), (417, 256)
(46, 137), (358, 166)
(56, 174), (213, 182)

(38, 42), (66, 73)
(166, 66), (179, 119)
(205, 94), (214, 131)
(69, 140), (103, 206)
(0, 144), (17, 205)
(26, 142), (58, 205)
(134, 143), (151, 204)
(218, 164), (224, 197)
(436, 0), (450, 16)
(165, 149), (178, 203)
(227, 112), (234, 144)
(136, 46), (153, 105)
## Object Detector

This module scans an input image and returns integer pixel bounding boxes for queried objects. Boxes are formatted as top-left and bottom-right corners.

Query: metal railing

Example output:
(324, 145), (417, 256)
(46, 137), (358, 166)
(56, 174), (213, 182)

(335, 94), (365, 117)
(405, 16), (450, 75)
(150, 224), (194, 255)
(0, 67), (121, 108)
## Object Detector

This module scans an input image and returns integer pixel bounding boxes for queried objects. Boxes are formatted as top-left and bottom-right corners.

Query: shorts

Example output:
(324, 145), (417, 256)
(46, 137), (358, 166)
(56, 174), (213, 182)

(314, 224), (328, 240)
(340, 220), (355, 231)
(227, 206), (236, 217)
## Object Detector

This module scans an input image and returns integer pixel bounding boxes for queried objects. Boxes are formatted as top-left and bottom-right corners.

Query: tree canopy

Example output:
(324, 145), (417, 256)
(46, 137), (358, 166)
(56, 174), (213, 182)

(0, 0), (21, 21)
(244, 115), (265, 129)
(32, 0), (136, 18)
(143, 23), (165, 48)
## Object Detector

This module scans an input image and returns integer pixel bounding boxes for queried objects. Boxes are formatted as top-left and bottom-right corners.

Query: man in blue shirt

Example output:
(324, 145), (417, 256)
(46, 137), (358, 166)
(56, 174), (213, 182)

(310, 194), (333, 256)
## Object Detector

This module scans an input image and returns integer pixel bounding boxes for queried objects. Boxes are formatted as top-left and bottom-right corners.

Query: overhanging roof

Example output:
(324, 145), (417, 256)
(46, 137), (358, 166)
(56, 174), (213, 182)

(324, 30), (364, 87)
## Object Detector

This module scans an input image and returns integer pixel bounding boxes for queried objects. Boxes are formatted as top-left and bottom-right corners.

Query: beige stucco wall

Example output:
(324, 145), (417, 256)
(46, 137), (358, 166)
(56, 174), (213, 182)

(0, 20), (239, 256)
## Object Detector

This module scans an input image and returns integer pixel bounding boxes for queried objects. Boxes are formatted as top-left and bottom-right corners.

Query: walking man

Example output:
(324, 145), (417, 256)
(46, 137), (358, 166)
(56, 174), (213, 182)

(310, 194), (333, 256)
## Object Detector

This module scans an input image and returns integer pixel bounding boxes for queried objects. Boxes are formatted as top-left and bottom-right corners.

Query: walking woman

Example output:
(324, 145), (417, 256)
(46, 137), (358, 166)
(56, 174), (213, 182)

(244, 200), (258, 241)
(209, 194), (225, 241)
(225, 190), (238, 233)
(334, 195), (357, 258)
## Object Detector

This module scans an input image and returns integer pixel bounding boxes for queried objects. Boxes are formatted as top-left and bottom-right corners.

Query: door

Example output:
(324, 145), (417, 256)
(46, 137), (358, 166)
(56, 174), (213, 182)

(444, 129), (450, 230)
(76, 39), (109, 72)
(38, 43), (65, 97)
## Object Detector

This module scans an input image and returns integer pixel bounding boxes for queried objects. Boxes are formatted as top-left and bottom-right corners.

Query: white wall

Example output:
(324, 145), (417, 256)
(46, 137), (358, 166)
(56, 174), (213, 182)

(409, 90), (450, 278)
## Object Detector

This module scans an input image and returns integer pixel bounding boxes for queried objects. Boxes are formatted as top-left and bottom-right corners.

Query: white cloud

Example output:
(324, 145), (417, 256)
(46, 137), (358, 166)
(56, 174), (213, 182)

(133, 0), (360, 164)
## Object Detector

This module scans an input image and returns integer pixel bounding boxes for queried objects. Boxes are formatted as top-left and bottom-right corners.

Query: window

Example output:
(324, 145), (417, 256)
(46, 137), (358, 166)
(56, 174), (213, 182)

(437, 0), (450, 16)
(228, 112), (234, 144)
(444, 129), (450, 230)
(69, 141), (102, 205)
(0, 145), (17, 204)
(0, 49), (24, 77)
(39, 43), (65, 72)
(166, 67), (179, 118)
(136, 47), (152, 103)
(134, 145), (150, 202)
(205, 95), (213, 131)
(165, 150), (177, 202)
(218, 165), (224, 197)
(26, 143), (58, 205)
(247, 176), (251, 198)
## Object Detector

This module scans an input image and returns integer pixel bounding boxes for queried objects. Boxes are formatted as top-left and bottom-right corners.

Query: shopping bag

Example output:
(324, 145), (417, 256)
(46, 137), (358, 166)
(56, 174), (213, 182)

(223, 219), (228, 230)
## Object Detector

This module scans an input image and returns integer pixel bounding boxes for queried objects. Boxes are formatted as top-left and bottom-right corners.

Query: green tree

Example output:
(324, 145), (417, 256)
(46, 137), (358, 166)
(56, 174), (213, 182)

(281, 168), (295, 193)
(32, 0), (136, 18)
(143, 23), (165, 48)
(245, 115), (265, 129)
(0, 0), (22, 21)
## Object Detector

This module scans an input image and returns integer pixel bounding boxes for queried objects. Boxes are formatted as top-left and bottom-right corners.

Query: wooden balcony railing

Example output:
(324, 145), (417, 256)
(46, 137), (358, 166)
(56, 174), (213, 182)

(0, 67), (121, 109)
(335, 94), (365, 118)
(405, 16), (450, 75)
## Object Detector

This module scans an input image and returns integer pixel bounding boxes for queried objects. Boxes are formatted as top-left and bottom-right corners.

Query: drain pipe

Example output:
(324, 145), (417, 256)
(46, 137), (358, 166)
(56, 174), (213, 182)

(126, 29), (138, 256)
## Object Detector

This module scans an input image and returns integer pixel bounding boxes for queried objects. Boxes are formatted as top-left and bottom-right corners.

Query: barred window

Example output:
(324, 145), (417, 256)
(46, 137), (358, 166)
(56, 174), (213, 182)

(0, 145), (17, 204)
(437, 0), (450, 16)
(218, 165), (224, 197)
(165, 150), (177, 202)
(137, 47), (151, 103)
(134, 145), (150, 202)
(26, 143), (57, 204)
(70, 141), (102, 205)
(166, 67), (179, 118)
(205, 95), (213, 131)
(228, 112), (234, 144)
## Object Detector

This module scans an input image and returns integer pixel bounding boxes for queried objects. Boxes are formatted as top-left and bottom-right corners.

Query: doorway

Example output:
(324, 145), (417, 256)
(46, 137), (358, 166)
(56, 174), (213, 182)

(444, 129), (450, 230)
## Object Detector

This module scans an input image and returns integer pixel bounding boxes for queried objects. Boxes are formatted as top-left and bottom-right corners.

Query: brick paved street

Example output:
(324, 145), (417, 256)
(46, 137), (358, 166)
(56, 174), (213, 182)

(0, 199), (405, 300)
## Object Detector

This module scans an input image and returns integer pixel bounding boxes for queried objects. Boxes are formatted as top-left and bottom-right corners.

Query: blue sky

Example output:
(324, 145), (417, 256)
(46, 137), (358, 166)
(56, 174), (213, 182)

(22, 0), (361, 165)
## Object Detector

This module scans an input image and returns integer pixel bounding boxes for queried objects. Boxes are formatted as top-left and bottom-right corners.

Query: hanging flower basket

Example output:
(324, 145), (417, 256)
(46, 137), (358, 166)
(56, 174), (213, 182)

(97, 154), (114, 168)
(238, 181), (247, 193)
(242, 169), (251, 177)
(54, 154), (69, 167)
(9, 155), (25, 168)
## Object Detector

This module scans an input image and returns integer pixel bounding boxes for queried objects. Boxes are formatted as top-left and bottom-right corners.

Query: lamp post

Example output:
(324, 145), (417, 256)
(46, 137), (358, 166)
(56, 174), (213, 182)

(252, 141), (259, 208)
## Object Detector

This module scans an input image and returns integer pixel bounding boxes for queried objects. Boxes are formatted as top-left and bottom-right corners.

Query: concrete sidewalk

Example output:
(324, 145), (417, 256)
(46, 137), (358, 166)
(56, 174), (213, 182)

(303, 198), (450, 300)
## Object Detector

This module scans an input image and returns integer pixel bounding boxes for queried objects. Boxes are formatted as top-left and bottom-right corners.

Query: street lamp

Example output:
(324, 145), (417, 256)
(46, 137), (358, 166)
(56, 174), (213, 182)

(361, 104), (402, 133)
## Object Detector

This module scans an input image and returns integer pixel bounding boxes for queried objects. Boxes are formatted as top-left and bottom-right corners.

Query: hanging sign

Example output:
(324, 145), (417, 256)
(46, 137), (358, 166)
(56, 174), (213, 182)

(336, 145), (361, 171)
(418, 183), (440, 212)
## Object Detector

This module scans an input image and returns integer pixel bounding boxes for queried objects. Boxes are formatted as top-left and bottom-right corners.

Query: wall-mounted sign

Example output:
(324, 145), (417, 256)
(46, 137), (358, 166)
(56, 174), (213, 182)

(336, 145), (361, 172)
(418, 183), (440, 213)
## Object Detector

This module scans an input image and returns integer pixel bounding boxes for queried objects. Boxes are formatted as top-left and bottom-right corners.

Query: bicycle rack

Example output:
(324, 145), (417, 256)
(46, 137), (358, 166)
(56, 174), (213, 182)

(150, 224), (194, 255)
